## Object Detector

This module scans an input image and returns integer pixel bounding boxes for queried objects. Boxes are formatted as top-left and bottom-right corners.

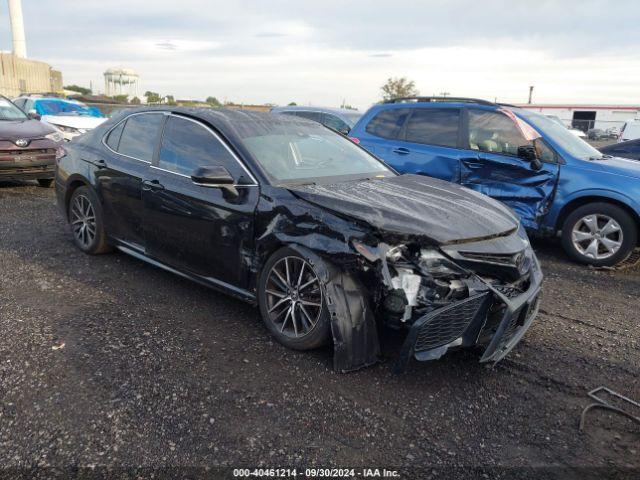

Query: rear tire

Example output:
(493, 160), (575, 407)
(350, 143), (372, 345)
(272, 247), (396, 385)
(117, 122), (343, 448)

(258, 247), (331, 350)
(37, 178), (53, 188)
(67, 186), (112, 254)
(561, 202), (637, 267)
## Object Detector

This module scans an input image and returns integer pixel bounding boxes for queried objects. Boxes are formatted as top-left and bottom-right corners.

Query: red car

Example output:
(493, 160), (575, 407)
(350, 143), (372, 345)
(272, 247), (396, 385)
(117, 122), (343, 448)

(0, 96), (64, 187)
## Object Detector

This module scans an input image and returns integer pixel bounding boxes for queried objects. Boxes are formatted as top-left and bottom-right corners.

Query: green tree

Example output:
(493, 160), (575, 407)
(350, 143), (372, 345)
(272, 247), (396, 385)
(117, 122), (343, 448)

(64, 84), (92, 95)
(113, 94), (129, 103)
(130, 96), (141, 105)
(287, 102), (297, 106)
(165, 95), (176, 105)
(206, 96), (222, 107)
(380, 77), (419, 101)
(144, 91), (161, 103)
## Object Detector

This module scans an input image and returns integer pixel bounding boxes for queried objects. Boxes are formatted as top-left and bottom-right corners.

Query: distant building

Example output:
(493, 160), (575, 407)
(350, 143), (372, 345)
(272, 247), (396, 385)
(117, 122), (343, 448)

(0, 0), (63, 97)
(104, 68), (139, 99)
(518, 103), (640, 132)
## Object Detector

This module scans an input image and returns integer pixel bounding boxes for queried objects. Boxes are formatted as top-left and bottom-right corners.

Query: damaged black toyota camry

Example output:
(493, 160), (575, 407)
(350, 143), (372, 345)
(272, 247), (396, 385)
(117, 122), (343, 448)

(55, 108), (542, 372)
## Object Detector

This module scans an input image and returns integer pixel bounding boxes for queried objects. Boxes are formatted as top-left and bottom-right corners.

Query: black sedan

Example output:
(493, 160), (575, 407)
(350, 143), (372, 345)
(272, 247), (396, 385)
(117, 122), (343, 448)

(55, 108), (542, 372)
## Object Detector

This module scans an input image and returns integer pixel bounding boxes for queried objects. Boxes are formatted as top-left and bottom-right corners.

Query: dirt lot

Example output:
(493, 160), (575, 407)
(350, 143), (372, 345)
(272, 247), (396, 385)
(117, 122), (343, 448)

(1, 182), (639, 479)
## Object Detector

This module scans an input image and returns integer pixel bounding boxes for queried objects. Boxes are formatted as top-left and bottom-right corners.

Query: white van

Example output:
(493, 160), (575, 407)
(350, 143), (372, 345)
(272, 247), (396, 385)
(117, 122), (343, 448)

(618, 118), (640, 142)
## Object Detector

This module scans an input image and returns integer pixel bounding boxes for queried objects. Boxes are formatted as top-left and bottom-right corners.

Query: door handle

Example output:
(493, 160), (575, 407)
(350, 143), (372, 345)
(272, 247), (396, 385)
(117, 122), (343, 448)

(142, 179), (165, 191)
(393, 147), (410, 155)
(465, 162), (484, 170)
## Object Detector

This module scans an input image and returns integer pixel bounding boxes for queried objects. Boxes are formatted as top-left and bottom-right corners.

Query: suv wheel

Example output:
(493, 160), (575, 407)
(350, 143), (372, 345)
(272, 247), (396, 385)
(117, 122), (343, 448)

(258, 247), (331, 350)
(561, 202), (637, 267)
(68, 186), (112, 254)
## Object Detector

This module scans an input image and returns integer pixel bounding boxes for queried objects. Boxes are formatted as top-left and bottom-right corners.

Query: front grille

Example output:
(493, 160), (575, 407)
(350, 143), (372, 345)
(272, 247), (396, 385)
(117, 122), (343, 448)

(0, 148), (56, 162)
(493, 284), (524, 298)
(414, 293), (489, 352)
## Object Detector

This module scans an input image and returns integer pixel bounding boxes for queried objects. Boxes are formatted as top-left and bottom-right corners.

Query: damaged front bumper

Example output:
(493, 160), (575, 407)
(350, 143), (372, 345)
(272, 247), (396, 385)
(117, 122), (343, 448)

(395, 257), (543, 372)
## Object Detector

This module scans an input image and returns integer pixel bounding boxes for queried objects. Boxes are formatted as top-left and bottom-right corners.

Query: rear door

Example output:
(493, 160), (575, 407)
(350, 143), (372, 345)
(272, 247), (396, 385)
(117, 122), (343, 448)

(99, 112), (164, 248)
(461, 108), (560, 230)
(358, 107), (467, 182)
(142, 114), (259, 287)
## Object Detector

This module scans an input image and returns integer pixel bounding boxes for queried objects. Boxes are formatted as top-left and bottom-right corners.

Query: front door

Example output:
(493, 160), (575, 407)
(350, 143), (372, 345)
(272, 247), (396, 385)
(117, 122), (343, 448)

(142, 114), (259, 288)
(461, 108), (560, 230)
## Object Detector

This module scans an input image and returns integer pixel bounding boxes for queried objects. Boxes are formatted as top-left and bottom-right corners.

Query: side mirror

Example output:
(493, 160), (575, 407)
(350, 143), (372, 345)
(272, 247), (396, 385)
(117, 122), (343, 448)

(339, 127), (350, 136)
(27, 110), (41, 120)
(517, 145), (542, 171)
(191, 165), (238, 197)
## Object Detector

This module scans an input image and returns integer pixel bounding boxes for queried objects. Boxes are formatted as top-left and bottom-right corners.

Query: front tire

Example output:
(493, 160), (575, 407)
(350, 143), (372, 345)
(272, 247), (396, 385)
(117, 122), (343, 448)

(561, 202), (637, 267)
(67, 186), (112, 254)
(258, 247), (331, 350)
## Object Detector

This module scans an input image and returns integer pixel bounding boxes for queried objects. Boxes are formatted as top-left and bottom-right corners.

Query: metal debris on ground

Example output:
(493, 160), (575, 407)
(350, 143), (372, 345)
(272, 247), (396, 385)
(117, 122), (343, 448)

(579, 386), (640, 432)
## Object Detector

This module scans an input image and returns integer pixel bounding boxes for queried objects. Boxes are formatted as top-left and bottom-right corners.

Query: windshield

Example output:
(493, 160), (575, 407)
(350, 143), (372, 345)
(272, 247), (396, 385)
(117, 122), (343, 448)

(242, 122), (394, 184)
(518, 110), (602, 159)
(0, 98), (27, 120)
(35, 99), (104, 118)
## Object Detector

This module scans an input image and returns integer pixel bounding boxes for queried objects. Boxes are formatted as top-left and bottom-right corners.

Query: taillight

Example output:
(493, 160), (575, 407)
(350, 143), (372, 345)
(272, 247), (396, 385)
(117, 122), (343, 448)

(348, 136), (360, 144)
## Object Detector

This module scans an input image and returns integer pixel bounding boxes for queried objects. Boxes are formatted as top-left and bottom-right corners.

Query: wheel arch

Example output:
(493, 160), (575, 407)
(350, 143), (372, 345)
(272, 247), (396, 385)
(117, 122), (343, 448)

(63, 174), (92, 220)
(556, 195), (640, 235)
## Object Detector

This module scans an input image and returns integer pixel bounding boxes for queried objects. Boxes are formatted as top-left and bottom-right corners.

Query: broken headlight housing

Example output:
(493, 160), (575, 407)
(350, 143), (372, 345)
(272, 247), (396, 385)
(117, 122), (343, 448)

(418, 248), (466, 278)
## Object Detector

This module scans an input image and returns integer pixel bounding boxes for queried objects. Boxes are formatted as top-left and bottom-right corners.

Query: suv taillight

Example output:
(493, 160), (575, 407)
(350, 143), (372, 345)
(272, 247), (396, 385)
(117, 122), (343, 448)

(348, 137), (360, 144)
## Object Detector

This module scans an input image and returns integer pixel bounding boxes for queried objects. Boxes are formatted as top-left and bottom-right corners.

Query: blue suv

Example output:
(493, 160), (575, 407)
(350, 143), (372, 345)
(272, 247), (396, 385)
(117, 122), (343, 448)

(349, 97), (640, 266)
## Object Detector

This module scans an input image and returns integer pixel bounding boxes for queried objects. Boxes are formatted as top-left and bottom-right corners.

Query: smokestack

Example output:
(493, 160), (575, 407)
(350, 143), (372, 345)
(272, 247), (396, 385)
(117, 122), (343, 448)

(8, 0), (27, 58)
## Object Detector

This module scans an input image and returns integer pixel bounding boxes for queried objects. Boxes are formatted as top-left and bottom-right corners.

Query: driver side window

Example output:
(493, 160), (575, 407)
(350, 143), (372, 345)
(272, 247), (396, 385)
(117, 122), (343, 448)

(468, 110), (528, 156)
(158, 116), (242, 179)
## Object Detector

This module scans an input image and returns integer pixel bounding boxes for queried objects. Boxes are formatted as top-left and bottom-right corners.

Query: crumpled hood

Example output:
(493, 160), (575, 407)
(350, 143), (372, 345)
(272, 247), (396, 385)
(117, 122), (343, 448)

(288, 174), (519, 245)
(41, 115), (107, 130)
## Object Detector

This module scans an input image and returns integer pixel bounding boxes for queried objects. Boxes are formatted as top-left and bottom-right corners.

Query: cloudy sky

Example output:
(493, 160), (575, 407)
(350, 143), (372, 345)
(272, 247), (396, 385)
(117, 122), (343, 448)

(1, 0), (639, 109)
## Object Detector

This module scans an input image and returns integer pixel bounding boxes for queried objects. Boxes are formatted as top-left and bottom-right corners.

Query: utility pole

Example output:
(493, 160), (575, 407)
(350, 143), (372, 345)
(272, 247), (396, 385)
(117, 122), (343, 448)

(439, 91), (450, 98)
(528, 86), (534, 104)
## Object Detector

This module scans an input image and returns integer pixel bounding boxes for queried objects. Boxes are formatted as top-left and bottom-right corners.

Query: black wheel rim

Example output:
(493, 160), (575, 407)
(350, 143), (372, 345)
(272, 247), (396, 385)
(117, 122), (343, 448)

(265, 256), (323, 338)
(70, 194), (96, 248)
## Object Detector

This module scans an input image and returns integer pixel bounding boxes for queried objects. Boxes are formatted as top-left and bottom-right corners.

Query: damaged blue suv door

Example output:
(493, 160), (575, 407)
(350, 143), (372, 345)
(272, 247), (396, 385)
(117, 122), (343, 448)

(350, 97), (640, 267)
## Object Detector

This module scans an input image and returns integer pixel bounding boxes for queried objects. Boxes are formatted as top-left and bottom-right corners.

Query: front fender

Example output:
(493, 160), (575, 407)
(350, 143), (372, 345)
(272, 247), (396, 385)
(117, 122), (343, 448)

(544, 187), (640, 230)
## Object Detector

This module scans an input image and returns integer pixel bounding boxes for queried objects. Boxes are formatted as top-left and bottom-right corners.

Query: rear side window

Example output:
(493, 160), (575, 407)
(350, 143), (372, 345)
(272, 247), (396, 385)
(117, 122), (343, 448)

(118, 113), (164, 162)
(105, 122), (125, 151)
(158, 116), (242, 178)
(365, 108), (411, 139)
(403, 108), (460, 147)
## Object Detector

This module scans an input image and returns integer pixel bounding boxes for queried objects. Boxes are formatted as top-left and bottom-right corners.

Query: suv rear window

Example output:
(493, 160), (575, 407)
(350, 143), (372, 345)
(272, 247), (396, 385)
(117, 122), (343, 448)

(365, 109), (411, 139)
(403, 108), (460, 147)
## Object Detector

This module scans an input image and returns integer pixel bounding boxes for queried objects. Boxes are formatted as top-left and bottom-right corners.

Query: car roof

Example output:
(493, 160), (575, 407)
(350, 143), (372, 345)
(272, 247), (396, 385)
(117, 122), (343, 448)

(271, 105), (360, 116)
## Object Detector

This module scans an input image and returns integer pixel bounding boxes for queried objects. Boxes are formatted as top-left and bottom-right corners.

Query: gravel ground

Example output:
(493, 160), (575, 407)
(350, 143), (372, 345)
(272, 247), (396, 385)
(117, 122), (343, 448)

(1, 182), (638, 479)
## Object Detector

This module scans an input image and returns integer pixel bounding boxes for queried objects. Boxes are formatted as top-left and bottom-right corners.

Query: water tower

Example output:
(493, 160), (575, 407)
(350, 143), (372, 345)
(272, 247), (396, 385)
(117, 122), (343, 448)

(104, 68), (139, 99)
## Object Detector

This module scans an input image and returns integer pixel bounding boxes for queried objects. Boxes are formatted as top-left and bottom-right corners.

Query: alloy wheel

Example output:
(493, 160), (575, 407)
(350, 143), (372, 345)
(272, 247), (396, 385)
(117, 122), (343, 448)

(265, 256), (323, 338)
(571, 214), (623, 260)
(70, 194), (97, 248)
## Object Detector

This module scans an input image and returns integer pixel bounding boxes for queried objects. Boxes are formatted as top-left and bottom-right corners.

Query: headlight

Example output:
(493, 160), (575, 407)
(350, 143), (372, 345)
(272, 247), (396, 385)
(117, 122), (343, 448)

(419, 249), (465, 277)
(45, 131), (63, 142)
(54, 125), (80, 134)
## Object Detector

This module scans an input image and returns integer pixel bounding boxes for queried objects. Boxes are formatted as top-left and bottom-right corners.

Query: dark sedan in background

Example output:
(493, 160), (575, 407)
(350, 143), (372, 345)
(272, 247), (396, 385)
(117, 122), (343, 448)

(55, 108), (541, 372)
(600, 138), (640, 161)
(0, 95), (64, 187)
